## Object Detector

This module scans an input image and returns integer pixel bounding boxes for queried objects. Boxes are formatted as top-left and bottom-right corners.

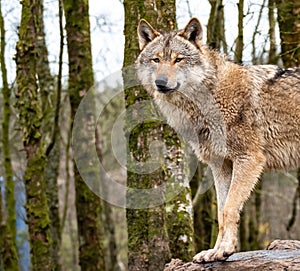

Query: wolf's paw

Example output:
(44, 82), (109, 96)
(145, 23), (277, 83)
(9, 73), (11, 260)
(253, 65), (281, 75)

(193, 245), (235, 263)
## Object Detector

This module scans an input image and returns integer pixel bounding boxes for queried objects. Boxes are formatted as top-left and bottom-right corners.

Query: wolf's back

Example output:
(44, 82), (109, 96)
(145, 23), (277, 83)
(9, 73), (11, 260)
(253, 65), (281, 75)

(258, 67), (300, 169)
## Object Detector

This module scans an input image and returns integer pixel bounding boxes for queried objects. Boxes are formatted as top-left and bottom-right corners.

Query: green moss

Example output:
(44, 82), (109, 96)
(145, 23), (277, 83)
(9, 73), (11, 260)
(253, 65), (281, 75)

(166, 186), (195, 262)
(124, 0), (198, 267)
(15, 0), (53, 269)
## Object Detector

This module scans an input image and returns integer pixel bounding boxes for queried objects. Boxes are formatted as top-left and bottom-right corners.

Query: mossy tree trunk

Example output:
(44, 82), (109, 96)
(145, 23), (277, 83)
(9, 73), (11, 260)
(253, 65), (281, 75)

(276, 0), (300, 67)
(165, 129), (195, 262)
(33, 0), (62, 269)
(15, 0), (52, 269)
(123, 1), (170, 271)
(0, 1), (19, 269)
(63, 0), (106, 270)
(124, 0), (194, 269)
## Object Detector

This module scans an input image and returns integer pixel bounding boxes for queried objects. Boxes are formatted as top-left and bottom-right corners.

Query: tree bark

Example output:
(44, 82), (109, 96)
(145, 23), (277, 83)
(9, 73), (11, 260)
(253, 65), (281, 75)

(15, 0), (53, 269)
(191, 164), (217, 253)
(34, 1), (62, 269)
(95, 125), (121, 271)
(165, 128), (195, 262)
(268, 0), (278, 64)
(276, 0), (300, 67)
(0, 1), (20, 269)
(63, 0), (106, 270)
(164, 240), (300, 271)
(207, 0), (227, 53)
(234, 0), (244, 63)
(124, 0), (195, 269)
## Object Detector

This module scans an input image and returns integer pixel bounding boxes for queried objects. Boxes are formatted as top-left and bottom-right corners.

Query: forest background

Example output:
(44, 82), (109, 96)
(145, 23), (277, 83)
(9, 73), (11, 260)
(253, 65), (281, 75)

(0, 0), (299, 270)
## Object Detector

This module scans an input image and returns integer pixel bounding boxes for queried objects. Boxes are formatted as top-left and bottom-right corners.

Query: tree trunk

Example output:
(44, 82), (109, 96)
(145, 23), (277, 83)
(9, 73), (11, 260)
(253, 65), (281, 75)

(124, 1), (170, 270)
(163, 124), (195, 262)
(0, 1), (20, 270)
(34, 0), (54, 114)
(207, 0), (227, 53)
(124, 0), (195, 269)
(34, 1), (62, 269)
(234, 0), (244, 63)
(63, 0), (106, 270)
(15, 0), (53, 269)
(95, 127), (121, 271)
(191, 164), (217, 253)
(276, 0), (300, 67)
(268, 0), (278, 64)
(286, 169), (300, 232)
(45, 143), (61, 271)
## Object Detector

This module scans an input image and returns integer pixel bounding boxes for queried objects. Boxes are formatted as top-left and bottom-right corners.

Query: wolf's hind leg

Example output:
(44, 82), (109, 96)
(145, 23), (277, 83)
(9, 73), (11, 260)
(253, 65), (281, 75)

(194, 152), (265, 262)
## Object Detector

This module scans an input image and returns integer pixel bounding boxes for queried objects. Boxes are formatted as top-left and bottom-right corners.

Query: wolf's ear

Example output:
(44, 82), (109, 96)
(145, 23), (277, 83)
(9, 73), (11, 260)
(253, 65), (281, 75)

(178, 18), (203, 47)
(138, 19), (160, 50)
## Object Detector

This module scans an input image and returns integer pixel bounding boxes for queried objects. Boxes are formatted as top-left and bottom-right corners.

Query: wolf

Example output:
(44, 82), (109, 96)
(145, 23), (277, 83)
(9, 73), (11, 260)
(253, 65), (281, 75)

(136, 17), (300, 262)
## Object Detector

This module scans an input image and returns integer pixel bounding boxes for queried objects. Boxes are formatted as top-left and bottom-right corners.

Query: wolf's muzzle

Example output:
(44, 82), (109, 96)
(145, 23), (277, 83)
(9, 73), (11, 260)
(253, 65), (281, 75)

(155, 75), (168, 88)
(155, 75), (180, 93)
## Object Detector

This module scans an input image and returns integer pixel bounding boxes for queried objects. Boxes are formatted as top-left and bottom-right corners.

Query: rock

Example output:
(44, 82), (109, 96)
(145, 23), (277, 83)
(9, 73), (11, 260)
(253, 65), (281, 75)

(164, 240), (300, 271)
(266, 240), (300, 251)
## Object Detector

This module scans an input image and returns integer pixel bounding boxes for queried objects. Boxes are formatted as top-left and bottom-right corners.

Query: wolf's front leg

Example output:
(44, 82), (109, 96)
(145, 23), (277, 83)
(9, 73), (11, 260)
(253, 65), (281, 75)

(193, 153), (265, 263)
(193, 159), (232, 262)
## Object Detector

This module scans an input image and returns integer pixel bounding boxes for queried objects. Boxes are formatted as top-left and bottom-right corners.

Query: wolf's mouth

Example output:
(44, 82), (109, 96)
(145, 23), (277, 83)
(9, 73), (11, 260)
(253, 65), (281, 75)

(156, 83), (181, 94)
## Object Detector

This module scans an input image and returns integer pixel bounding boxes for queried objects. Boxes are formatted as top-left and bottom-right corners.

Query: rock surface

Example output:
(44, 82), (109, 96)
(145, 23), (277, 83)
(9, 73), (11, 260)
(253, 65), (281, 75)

(164, 240), (300, 271)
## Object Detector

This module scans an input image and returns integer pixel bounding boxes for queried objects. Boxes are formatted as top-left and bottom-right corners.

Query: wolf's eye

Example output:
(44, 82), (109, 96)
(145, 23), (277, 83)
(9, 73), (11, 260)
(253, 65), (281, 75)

(151, 58), (160, 63)
(175, 57), (184, 63)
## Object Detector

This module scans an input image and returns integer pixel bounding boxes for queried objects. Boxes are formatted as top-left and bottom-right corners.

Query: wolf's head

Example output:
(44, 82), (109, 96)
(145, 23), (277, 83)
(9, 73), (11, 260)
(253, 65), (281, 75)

(136, 18), (214, 98)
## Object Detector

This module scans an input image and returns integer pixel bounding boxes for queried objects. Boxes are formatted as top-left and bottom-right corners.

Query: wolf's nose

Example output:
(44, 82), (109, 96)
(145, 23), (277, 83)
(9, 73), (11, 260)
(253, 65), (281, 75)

(155, 75), (168, 89)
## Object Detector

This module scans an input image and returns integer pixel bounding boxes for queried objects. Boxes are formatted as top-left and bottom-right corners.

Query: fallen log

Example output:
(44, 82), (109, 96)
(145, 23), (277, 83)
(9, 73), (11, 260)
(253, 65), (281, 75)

(164, 240), (300, 271)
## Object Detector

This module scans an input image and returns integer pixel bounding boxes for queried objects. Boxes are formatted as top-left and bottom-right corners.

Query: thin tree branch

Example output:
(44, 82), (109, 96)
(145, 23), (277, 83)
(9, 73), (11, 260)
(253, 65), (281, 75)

(46, 0), (64, 157)
(251, 0), (266, 64)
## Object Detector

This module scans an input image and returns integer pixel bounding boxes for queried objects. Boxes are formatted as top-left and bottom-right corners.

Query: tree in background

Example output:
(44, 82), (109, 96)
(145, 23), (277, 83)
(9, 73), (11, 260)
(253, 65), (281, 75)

(124, 0), (194, 269)
(15, 0), (53, 269)
(268, 0), (278, 64)
(123, 1), (171, 269)
(35, 0), (62, 269)
(234, 0), (244, 63)
(0, 0), (20, 269)
(191, 164), (217, 253)
(276, 0), (300, 67)
(63, 0), (106, 270)
(276, 0), (300, 235)
(206, 0), (227, 53)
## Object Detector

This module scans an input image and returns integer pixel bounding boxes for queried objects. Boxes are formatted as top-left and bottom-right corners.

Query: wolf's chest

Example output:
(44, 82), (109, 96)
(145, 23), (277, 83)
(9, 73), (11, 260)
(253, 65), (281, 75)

(154, 98), (227, 163)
